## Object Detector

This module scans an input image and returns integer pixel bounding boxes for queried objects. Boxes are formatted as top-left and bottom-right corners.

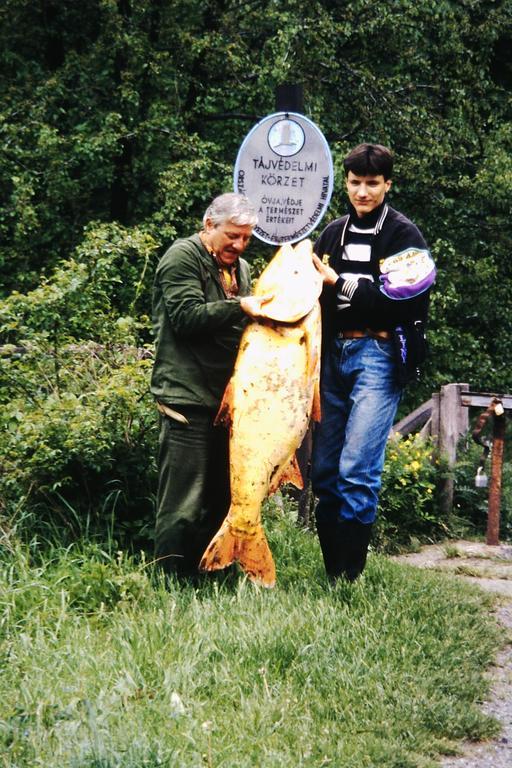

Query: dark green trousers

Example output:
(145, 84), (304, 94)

(155, 407), (231, 575)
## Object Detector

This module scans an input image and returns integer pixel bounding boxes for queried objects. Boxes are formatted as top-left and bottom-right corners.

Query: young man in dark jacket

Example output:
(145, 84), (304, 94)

(312, 144), (436, 582)
(151, 192), (268, 577)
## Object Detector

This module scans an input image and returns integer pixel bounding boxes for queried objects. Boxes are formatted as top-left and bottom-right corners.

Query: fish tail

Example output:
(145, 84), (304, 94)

(199, 519), (237, 572)
(200, 519), (276, 588)
(236, 525), (276, 588)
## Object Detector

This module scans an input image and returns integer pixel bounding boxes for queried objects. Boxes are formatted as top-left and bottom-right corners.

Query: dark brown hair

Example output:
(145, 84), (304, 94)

(343, 143), (394, 180)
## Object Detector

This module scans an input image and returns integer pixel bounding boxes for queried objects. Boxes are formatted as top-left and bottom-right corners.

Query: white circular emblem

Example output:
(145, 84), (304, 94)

(267, 119), (305, 157)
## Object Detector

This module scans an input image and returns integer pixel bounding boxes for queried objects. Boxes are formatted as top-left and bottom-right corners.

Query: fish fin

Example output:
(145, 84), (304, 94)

(303, 303), (321, 422)
(200, 519), (237, 570)
(156, 402), (190, 424)
(200, 519), (276, 588)
(237, 526), (276, 588)
(311, 378), (321, 422)
(268, 453), (304, 494)
(214, 380), (234, 427)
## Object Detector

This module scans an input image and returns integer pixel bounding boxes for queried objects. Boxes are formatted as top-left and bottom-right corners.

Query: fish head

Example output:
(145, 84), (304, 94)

(253, 239), (323, 323)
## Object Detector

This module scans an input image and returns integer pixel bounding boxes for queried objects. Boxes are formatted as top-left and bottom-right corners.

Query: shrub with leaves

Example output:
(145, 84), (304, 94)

(0, 218), (162, 547)
(376, 433), (448, 551)
(0, 341), (158, 549)
(452, 432), (512, 542)
(0, 221), (158, 346)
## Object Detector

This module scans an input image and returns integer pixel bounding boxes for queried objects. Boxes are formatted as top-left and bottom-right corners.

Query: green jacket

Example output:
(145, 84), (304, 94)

(150, 233), (252, 409)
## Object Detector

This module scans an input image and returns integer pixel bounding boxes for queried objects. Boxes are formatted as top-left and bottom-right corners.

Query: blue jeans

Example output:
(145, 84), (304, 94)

(312, 336), (402, 525)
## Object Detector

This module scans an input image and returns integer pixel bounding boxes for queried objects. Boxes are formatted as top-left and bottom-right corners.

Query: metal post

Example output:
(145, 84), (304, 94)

(487, 411), (506, 545)
(275, 84), (304, 114)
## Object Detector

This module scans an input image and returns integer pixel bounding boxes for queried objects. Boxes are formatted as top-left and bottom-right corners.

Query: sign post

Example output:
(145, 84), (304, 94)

(234, 111), (333, 245)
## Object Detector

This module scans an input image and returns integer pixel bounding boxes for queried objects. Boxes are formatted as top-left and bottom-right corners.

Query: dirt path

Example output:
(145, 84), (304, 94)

(393, 540), (512, 768)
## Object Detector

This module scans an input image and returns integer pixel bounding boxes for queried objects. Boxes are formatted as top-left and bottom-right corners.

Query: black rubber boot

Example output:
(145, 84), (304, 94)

(315, 518), (346, 580)
(340, 519), (373, 582)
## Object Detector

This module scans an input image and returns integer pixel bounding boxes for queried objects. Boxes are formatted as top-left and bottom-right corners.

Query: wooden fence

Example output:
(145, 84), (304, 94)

(391, 383), (510, 544)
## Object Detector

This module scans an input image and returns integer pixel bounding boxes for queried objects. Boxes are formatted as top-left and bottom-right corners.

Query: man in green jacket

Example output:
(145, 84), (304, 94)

(151, 193), (268, 577)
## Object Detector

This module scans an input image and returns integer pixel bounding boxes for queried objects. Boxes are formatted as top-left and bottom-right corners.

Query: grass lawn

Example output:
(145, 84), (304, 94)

(0, 504), (502, 767)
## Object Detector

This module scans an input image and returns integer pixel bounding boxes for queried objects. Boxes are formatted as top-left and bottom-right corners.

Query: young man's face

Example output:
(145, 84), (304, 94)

(203, 219), (253, 266)
(346, 171), (392, 218)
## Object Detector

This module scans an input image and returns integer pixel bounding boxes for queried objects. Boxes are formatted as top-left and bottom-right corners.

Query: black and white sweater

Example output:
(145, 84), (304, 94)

(313, 202), (436, 339)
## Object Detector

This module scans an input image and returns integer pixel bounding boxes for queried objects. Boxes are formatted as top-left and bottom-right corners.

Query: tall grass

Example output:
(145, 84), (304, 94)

(0, 504), (501, 768)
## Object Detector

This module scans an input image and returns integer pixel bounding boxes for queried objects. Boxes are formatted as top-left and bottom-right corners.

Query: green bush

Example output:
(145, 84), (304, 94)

(0, 220), (161, 548)
(453, 433), (512, 542)
(0, 222), (158, 346)
(0, 342), (158, 549)
(376, 428), (512, 550)
(376, 433), (448, 552)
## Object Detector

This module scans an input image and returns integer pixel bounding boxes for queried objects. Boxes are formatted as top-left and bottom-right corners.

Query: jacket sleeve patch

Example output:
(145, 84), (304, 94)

(379, 248), (436, 300)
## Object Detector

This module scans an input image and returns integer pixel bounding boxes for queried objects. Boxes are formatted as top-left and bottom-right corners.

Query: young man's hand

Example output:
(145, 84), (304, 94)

(312, 253), (338, 286)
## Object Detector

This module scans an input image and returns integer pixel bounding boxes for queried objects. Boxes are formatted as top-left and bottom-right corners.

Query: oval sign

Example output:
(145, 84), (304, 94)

(234, 111), (334, 245)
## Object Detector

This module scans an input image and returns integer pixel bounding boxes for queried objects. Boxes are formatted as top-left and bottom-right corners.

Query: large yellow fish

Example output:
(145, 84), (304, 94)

(199, 239), (322, 587)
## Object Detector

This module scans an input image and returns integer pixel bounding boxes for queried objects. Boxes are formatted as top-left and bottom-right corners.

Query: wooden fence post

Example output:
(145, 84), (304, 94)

(430, 393), (440, 441)
(438, 383), (469, 515)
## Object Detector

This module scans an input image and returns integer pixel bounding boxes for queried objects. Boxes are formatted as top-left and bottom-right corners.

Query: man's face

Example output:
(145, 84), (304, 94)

(203, 219), (253, 266)
(346, 171), (392, 218)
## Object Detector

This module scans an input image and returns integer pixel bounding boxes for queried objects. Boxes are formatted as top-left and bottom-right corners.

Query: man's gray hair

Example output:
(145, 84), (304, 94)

(202, 192), (258, 228)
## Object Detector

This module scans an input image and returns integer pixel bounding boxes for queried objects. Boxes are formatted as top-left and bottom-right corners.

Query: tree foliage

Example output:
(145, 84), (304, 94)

(1, 0), (511, 376)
